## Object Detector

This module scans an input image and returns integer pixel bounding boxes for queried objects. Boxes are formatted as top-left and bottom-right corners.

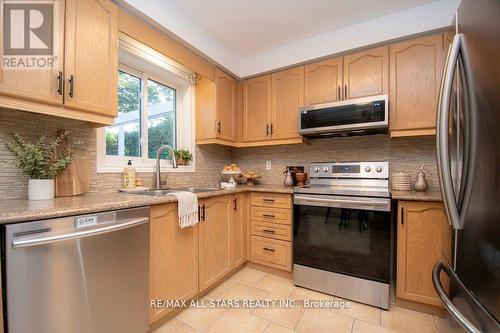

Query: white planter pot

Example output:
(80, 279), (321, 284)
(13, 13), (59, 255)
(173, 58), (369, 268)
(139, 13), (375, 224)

(28, 179), (55, 200)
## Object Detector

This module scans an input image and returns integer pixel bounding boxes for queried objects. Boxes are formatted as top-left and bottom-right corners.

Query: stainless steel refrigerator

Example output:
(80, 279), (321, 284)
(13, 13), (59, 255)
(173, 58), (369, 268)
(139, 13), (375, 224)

(433, 0), (500, 332)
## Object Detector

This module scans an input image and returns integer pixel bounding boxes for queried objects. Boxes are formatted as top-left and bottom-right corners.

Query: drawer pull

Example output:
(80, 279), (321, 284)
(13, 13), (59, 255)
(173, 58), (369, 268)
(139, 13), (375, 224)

(262, 198), (275, 202)
(263, 214), (275, 218)
(262, 229), (275, 233)
(263, 247), (275, 252)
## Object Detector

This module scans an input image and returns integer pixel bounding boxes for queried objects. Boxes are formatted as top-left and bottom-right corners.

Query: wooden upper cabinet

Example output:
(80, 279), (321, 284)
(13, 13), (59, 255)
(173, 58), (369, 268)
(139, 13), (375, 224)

(0, 0), (65, 106)
(304, 57), (342, 105)
(64, 0), (118, 117)
(215, 68), (236, 141)
(243, 75), (272, 142)
(195, 76), (217, 142)
(343, 46), (389, 99)
(397, 201), (451, 308)
(149, 203), (198, 324)
(271, 67), (304, 140)
(198, 195), (231, 292)
(389, 34), (444, 137)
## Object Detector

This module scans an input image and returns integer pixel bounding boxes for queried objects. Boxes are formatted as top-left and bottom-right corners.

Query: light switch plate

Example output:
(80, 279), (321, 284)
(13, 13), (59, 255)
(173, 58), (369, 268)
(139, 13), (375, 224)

(266, 161), (272, 170)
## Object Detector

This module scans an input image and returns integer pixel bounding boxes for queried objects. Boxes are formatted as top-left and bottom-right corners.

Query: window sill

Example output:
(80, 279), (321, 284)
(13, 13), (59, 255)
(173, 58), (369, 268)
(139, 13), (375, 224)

(96, 163), (195, 173)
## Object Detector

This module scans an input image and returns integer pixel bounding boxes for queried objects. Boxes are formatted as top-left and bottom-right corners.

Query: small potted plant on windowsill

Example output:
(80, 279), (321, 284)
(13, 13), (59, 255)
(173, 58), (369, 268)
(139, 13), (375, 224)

(6, 132), (76, 200)
(173, 149), (193, 166)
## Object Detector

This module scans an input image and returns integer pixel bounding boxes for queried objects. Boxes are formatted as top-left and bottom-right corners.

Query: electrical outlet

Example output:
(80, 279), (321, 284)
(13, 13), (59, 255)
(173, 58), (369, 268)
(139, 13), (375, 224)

(266, 161), (272, 170)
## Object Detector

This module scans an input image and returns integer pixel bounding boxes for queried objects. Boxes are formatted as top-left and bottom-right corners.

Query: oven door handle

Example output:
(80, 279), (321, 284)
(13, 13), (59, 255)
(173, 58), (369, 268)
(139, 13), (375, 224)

(294, 195), (390, 211)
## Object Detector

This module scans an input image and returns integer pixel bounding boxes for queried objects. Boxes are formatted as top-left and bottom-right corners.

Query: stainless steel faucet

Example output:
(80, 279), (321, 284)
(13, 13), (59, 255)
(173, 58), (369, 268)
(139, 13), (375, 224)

(155, 145), (178, 189)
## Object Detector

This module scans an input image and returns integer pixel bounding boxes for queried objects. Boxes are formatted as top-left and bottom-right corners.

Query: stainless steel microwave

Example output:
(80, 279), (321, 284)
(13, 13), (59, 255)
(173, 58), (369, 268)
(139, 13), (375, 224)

(298, 95), (388, 138)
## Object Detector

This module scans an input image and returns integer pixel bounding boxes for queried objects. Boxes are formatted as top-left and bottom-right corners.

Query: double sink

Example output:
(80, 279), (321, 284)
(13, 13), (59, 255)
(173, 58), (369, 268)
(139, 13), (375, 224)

(128, 187), (220, 197)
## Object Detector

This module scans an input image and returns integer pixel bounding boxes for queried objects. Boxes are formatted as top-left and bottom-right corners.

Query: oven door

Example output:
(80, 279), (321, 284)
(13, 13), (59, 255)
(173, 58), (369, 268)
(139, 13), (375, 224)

(293, 194), (391, 283)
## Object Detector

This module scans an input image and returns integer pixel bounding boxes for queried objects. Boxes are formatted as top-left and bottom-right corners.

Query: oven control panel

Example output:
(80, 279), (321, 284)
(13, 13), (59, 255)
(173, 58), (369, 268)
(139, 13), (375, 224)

(310, 161), (389, 179)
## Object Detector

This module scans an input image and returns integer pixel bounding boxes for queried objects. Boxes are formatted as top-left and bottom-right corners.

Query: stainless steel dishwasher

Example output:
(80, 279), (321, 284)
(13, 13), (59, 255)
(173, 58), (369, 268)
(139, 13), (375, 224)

(3, 207), (150, 333)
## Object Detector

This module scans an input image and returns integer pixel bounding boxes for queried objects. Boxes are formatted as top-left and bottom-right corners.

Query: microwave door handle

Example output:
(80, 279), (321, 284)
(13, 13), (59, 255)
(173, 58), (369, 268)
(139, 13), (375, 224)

(437, 33), (463, 230)
(432, 262), (484, 333)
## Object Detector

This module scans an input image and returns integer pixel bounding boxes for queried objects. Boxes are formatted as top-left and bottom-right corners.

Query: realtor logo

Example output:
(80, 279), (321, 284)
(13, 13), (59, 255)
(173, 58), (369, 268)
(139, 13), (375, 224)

(2, 1), (58, 69)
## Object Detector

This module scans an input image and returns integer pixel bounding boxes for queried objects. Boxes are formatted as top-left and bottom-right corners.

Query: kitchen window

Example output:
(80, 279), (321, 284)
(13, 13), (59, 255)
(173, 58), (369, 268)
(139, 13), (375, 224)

(97, 34), (196, 173)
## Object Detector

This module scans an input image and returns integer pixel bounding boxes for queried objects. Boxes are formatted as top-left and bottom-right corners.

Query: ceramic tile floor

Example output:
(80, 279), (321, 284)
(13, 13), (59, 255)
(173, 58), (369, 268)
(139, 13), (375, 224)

(153, 267), (465, 333)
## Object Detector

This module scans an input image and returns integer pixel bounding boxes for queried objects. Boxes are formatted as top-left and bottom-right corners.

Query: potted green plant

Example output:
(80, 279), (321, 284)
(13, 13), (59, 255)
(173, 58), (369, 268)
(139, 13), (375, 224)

(6, 131), (76, 200)
(173, 149), (193, 166)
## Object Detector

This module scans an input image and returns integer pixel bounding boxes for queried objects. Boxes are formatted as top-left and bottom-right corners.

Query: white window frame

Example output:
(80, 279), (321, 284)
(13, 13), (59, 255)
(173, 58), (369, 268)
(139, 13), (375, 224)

(97, 35), (196, 173)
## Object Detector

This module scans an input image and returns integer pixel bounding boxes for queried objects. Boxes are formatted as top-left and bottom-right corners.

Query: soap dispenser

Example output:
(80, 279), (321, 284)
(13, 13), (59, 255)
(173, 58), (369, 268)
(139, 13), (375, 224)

(123, 160), (136, 188)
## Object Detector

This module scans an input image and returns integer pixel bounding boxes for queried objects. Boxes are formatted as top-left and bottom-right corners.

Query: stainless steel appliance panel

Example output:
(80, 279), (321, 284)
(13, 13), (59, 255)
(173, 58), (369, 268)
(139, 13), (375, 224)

(434, 0), (500, 331)
(4, 207), (150, 333)
(299, 95), (388, 138)
(294, 264), (389, 309)
(293, 198), (391, 283)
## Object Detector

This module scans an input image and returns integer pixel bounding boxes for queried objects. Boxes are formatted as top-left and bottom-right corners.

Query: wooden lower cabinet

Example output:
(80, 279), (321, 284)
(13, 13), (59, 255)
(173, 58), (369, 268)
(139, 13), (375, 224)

(149, 203), (199, 324)
(230, 193), (247, 268)
(198, 195), (231, 292)
(250, 192), (292, 209)
(149, 193), (250, 325)
(249, 193), (293, 271)
(397, 200), (452, 308)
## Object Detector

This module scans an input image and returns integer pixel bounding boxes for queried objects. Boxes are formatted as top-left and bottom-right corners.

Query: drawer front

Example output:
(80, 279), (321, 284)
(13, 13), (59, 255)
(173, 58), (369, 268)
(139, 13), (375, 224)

(251, 193), (291, 209)
(251, 206), (291, 225)
(251, 236), (292, 271)
(251, 220), (292, 241)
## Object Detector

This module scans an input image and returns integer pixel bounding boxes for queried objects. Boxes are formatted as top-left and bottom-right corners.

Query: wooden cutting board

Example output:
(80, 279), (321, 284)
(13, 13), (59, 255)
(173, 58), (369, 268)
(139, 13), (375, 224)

(55, 132), (90, 197)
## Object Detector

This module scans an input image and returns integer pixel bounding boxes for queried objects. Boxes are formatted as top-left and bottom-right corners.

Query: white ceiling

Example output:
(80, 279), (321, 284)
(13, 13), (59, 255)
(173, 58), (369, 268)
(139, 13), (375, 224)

(122, 0), (460, 77)
(168, 0), (437, 56)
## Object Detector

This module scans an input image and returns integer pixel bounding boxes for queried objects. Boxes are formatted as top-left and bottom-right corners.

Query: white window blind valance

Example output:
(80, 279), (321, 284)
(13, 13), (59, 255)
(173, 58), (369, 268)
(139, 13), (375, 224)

(118, 33), (197, 84)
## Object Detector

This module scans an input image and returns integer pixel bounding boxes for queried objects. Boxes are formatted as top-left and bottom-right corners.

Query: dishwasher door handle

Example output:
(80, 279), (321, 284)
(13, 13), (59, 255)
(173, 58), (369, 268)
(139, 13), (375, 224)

(12, 217), (149, 248)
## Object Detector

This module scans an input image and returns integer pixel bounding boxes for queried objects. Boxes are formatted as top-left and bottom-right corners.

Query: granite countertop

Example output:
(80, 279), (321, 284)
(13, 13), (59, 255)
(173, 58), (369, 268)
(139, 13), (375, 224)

(391, 190), (442, 202)
(1, 185), (443, 224)
(0, 185), (293, 224)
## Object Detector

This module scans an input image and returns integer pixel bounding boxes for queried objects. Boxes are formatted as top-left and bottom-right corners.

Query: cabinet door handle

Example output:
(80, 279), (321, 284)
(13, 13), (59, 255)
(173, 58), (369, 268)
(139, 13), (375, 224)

(262, 229), (275, 234)
(217, 121), (221, 134)
(68, 75), (74, 98)
(263, 247), (275, 252)
(266, 124), (270, 136)
(233, 198), (237, 211)
(337, 86), (340, 100)
(401, 207), (404, 225)
(198, 205), (202, 222)
(263, 214), (275, 218)
(57, 71), (63, 95)
(201, 205), (206, 221)
(344, 84), (347, 99)
(270, 123), (274, 135)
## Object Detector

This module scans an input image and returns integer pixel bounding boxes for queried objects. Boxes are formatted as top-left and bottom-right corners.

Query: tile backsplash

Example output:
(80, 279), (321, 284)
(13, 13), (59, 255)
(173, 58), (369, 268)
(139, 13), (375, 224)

(232, 135), (439, 190)
(0, 109), (231, 200)
(1, 109), (438, 200)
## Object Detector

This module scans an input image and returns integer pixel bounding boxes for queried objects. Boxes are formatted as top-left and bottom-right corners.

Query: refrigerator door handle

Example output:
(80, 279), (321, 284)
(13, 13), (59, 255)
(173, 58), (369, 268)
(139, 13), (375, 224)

(437, 33), (464, 229)
(432, 261), (482, 333)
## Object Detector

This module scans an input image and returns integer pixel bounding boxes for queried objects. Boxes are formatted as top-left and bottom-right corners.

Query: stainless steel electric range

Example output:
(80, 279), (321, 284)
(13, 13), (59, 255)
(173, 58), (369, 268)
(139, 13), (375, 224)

(293, 161), (391, 309)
